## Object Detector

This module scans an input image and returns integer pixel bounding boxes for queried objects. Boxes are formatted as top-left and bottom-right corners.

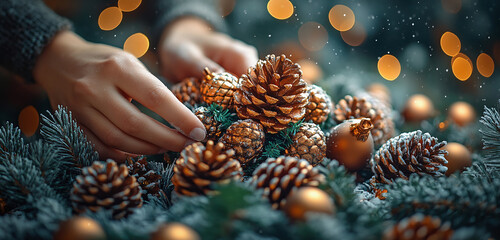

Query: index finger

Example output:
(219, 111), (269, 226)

(118, 67), (206, 141)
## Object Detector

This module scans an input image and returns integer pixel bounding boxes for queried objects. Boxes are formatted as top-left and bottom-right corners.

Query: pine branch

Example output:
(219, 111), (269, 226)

(207, 103), (238, 130)
(479, 103), (500, 170)
(40, 106), (99, 192)
(0, 123), (27, 159)
(386, 174), (500, 236)
(28, 140), (62, 188)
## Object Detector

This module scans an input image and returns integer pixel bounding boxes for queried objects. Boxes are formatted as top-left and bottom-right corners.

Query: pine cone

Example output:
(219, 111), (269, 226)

(194, 106), (223, 142)
(384, 214), (453, 240)
(333, 95), (394, 144)
(304, 85), (333, 124)
(71, 159), (143, 219)
(201, 68), (239, 110)
(252, 156), (325, 209)
(234, 54), (309, 134)
(285, 123), (326, 166)
(172, 140), (242, 196)
(170, 77), (202, 106)
(126, 156), (162, 200)
(220, 119), (265, 165)
(370, 130), (448, 184)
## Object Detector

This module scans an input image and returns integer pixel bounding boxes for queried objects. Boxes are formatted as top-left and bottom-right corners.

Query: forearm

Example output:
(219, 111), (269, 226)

(0, 0), (72, 81)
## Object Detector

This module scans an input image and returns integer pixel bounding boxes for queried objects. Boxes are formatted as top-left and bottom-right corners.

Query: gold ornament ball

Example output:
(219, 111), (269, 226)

(443, 142), (472, 176)
(283, 187), (335, 221)
(402, 94), (435, 122)
(326, 118), (374, 171)
(448, 101), (476, 127)
(53, 217), (105, 240)
(151, 223), (200, 240)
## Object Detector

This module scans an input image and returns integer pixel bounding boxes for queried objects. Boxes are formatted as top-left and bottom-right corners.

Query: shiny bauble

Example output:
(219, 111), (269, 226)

(151, 223), (200, 240)
(442, 142), (472, 176)
(402, 94), (435, 122)
(53, 217), (105, 240)
(326, 118), (374, 171)
(283, 187), (335, 221)
(448, 101), (475, 127)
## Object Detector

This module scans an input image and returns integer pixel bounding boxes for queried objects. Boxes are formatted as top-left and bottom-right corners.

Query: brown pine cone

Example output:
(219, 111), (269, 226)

(333, 95), (394, 144)
(285, 123), (326, 166)
(201, 68), (239, 110)
(170, 77), (202, 106)
(126, 156), (162, 200)
(252, 156), (325, 209)
(304, 85), (333, 124)
(384, 214), (453, 240)
(370, 130), (448, 184)
(194, 106), (223, 142)
(220, 119), (265, 165)
(172, 140), (242, 196)
(234, 54), (309, 134)
(70, 159), (143, 219)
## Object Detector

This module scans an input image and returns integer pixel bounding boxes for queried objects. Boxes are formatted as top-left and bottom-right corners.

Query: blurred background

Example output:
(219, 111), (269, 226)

(1, 0), (499, 146)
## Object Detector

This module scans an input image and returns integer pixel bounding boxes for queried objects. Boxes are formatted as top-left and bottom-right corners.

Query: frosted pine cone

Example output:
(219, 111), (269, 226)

(304, 85), (333, 125)
(170, 77), (202, 106)
(201, 68), (239, 110)
(71, 159), (143, 219)
(285, 123), (326, 166)
(252, 156), (325, 209)
(194, 106), (223, 142)
(234, 54), (309, 133)
(334, 95), (394, 144)
(126, 156), (162, 200)
(172, 141), (242, 196)
(384, 214), (453, 240)
(220, 119), (265, 165)
(370, 130), (448, 184)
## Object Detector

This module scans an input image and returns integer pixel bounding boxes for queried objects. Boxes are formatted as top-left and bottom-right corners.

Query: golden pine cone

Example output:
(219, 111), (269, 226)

(333, 95), (394, 145)
(170, 77), (202, 106)
(70, 159), (143, 219)
(252, 156), (325, 209)
(234, 54), (309, 134)
(384, 214), (453, 240)
(172, 140), (242, 196)
(285, 123), (326, 166)
(201, 68), (239, 110)
(304, 85), (333, 124)
(126, 156), (162, 200)
(194, 106), (223, 142)
(220, 119), (265, 165)
(370, 130), (448, 185)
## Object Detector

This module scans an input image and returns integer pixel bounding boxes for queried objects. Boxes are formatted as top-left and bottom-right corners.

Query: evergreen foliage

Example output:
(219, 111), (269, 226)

(479, 102), (500, 169)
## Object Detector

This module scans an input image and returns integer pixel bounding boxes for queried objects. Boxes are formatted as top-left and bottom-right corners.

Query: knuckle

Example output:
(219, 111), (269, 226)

(102, 52), (136, 71)
(123, 115), (142, 135)
(146, 85), (167, 108)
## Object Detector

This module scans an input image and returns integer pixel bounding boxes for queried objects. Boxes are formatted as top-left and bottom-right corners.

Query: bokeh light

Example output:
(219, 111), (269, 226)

(297, 59), (323, 84)
(328, 5), (355, 32)
(377, 54), (401, 81)
(118, 0), (142, 12)
(340, 22), (366, 47)
(98, 7), (123, 31)
(298, 22), (328, 52)
(218, 0), (236, 17)
(440, 32), (461, 56)
(18, 105), (39, 137)
(123, 33), (149, 58)
(452, 54), (473, 81)
(476, 53), (494, 77)
(267, 0), (294, 20)
(441, 0), (462, 14)
(448, 101), (475, 127)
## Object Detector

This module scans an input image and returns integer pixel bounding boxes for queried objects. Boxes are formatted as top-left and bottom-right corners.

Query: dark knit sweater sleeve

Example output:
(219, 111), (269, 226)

(0, 0), (72, 81)
(146, 0), (227, 48)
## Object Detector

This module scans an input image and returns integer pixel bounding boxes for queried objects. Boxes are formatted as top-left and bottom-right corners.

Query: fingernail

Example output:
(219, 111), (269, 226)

(189, 127), (206, 141)
(184, 139), (196, 148)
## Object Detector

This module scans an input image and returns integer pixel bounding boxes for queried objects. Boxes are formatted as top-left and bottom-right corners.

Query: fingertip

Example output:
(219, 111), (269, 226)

(189, 127), (206, 142)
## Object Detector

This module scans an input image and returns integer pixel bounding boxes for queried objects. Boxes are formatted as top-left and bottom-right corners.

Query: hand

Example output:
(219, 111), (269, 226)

(33, 31), (206, 161)
(159, 17), (258, 82)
